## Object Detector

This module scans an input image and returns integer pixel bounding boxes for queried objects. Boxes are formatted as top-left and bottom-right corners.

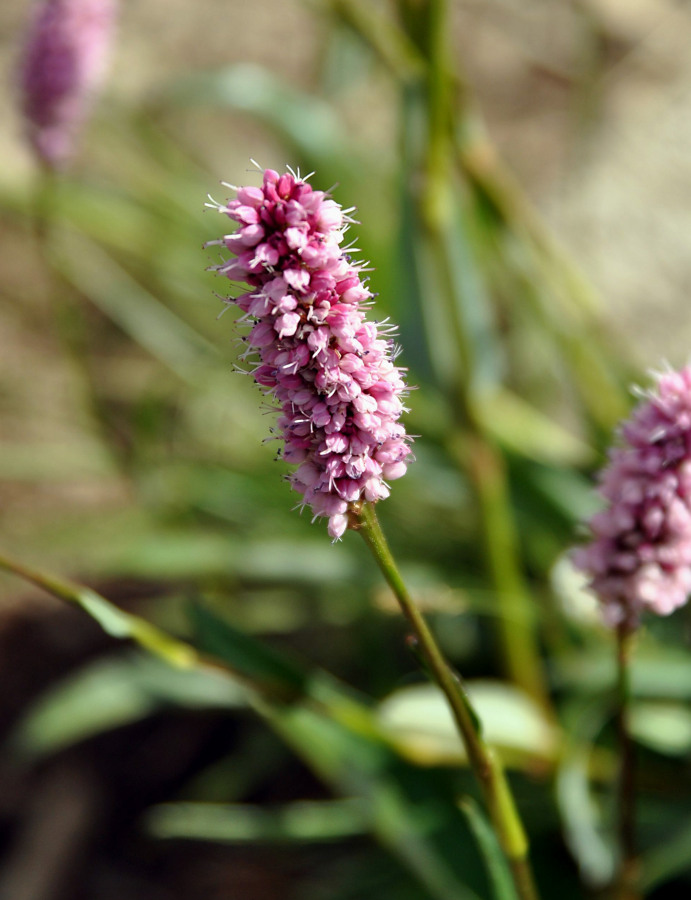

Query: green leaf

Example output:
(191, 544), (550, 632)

(145, 798), (369, 844)
(267, 703), (485, 900)
(190, 601), (310, 702)
(556, 640), (691, 700)
(475, 388), (594, 467)
(55, 231), (218, 382)
(0, 550), (197, 669)
(460, 797), (520, 900)
(640, 815), (691, 892)
(12, 654), (246, 759)
(555, 698), (615, 889)
(377, 681), (559, 769)
(167, 64), (349, 169)
(14, 657), (155, 758)
(629, 701), (691, 757)
(190, 603), (488, 900)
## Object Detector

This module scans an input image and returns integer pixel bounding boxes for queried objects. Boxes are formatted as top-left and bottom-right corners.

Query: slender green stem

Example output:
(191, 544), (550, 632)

(356, 502), (540, 900)
(455, 434), (551, 715)
(325, 0), (425, 84)
(614, 626), (640, 900)
(33, 173), (124, 467)
(393, 0), (553, 715)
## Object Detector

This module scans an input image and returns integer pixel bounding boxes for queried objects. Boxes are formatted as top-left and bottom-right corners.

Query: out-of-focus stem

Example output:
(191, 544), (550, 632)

(33, 173), (124, 466)
(34, 172), (90, 390)
(322, 0), (424, 84)
(614, 626), (640, 900)
(453, 433), (550, 713)
(328, 0), (630, 431)
(356, 502), (540, 900)
(400, 0), (551, 714)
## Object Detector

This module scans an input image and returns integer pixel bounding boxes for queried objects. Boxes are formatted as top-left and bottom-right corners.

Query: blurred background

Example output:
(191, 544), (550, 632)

(2, 1), (691, 898)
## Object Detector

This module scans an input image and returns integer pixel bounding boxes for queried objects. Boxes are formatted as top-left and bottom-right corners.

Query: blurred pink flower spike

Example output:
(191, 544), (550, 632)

(19, 0), (117, 169)
(574, 365), (691, 631)
(207, 166), (413, 540)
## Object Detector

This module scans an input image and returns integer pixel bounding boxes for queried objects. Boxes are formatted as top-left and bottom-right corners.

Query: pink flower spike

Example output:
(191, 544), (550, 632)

(573, 365), (691, 630)
(19, 0), (117, 170)
(208, 167), (413, 539)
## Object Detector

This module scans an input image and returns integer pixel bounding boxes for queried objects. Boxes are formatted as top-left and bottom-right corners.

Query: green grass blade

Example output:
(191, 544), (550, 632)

(460, 796), (520, 900)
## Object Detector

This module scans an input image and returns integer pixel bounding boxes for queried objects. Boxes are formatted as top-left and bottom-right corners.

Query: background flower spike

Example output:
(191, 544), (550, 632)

(574, 364), (691, 631)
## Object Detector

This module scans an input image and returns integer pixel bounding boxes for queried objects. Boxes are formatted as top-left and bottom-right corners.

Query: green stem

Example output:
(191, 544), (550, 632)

(33, 173), (124, 468)
(356, 502), (540, 900)
(395, 1), (552, 714)
(455, 434), (551, 715)
(614, 626), (640, 900)
(325, 0), (424, 84)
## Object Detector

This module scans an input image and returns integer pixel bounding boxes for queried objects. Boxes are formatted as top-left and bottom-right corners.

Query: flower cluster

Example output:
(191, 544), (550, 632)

(19, 0), (117, 168)
(208, 167), (412, 539)
(574, 366), (691, 630)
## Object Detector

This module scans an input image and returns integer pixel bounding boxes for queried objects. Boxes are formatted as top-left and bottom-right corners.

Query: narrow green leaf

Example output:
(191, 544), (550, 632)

(189, 602), (309, 702)
(475, 388), (594, 466)
(145, 798), (369, 844)
(55, 232), (218, 382)
(12, 654), (246, 760)
(167, 64), (348, 167)
(14, 657), (155, 758)
(0, 550), (198, 670)
(640, 816), (691, 891)
(323, 0), (424, 84)
(267, 703), (484, 900)
(555, 698), (616, 889)
(460, 796), (520, 900)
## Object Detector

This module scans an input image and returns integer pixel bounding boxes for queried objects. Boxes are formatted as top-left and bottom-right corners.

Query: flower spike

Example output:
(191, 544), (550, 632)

(207, 168), (413, 540)
(574, 365), (691, 630)
(19, 0), (117, 169)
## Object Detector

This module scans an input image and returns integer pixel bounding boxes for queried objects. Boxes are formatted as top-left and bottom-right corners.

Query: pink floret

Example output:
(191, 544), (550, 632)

(208, 168), (412, 539)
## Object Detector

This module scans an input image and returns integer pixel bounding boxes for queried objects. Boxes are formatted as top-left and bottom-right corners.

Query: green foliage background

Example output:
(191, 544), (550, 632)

(1, 2), (691, 898)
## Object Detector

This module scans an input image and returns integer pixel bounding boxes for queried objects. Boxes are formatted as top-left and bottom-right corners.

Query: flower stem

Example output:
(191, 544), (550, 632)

(356, 502), (540, 900)
(614, 625), (640, 899)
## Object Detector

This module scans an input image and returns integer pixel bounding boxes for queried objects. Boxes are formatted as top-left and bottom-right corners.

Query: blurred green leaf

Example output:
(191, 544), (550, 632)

(556, 640), (691, 700)
(56, 231), (218, 382)
(396, 128), (502, 397)
(190, 602), (489, 899)
(460, 797), (520, 900)
(12, 654), (246, 760)
(14, 657), (153, 758)
(190, 601), (310, 702)
(323, 0), (424, 84)
(268, 704), (485, 900)
(640, 814), (691, 892)
(476, 388), (593, 467)
(377, 681), (558, 769)
(629, 701), (691, 756)
(555, 698), (615, 889)
(167, 64), (350, 170)
(145, 798), (368, 843)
